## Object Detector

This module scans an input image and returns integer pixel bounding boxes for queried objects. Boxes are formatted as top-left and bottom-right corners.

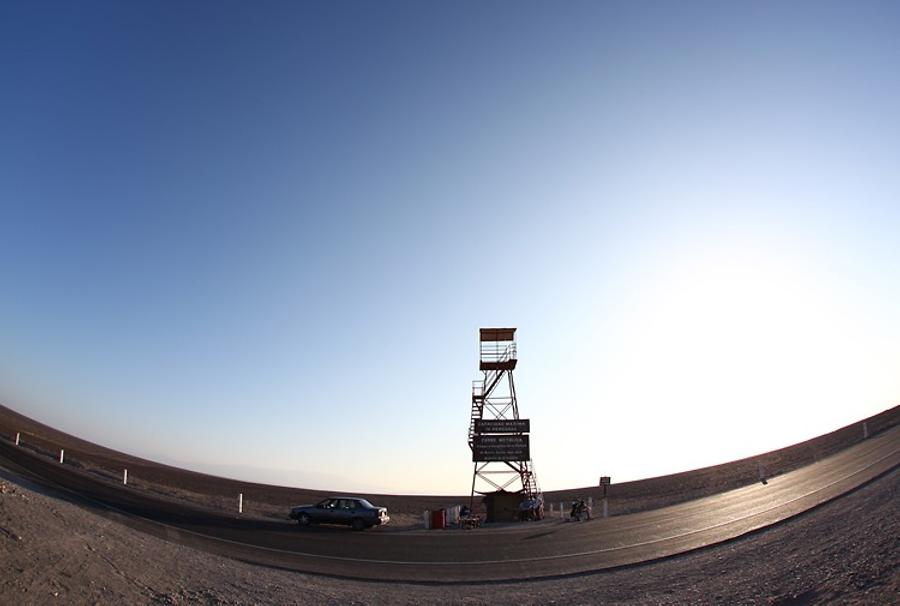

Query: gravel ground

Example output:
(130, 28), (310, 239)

(1, 463), (897, 605)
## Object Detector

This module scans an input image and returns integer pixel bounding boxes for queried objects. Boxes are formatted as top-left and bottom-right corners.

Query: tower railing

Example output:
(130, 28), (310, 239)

(479, 342), (517, 366)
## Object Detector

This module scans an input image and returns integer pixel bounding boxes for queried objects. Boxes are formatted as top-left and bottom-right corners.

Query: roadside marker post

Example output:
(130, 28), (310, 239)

(123, 469), (128, 485)
(59, 449), (64, 464)
(15, 432), (20, 446)
(863, 422), (869, 439)
(238, 493), (243, 514)
(559, 502), (564, 519)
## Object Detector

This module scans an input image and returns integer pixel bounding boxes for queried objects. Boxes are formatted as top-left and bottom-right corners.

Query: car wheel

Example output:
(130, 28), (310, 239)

(351, 518), (366, 531)
(298, 513), (311, 527)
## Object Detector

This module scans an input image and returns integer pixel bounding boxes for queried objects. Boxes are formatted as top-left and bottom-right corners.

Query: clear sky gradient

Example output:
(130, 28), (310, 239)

(2, 1), (898, 493)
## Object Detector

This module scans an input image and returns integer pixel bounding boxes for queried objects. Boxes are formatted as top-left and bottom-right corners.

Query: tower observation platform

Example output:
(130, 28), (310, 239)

(478, 328), (518, 371)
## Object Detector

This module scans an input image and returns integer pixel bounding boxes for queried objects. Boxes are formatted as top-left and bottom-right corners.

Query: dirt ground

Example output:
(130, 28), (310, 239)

(1, 463), (897, 605)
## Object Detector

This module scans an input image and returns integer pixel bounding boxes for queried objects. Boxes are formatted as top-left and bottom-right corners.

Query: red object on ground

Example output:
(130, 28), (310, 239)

(430, 509), (446, 530)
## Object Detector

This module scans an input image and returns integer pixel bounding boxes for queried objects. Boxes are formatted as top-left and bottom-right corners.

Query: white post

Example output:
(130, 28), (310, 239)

(549, 502), (554, 516)
(59, 449), (64, 464)
(602, 498), (608, 518)
(863, 422), (869, 439)
(238, 493), (243, 514)
(15, 432), (20, 446)
(123, 469), (128, 485)
(424, 510), (430, 529)
(588, 496), (593, 511)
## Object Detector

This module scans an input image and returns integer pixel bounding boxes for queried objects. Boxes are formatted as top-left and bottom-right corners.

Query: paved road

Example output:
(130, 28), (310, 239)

(1, 425), (897, 582)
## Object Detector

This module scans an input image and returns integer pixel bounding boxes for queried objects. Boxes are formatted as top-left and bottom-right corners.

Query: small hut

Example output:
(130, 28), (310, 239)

(482, 490), (522, 523)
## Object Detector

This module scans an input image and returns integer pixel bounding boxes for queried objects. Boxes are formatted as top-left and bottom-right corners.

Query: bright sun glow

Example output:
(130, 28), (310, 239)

(580, 242), (896, 484)
(534, 233), (899, 490)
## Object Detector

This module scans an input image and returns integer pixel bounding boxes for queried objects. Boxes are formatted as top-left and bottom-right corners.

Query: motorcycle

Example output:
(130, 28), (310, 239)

(569, 499), (591, 521)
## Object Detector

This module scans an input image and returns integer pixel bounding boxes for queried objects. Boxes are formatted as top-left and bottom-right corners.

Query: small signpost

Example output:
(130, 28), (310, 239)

(599, 476), (611, 518)
(59, 449), (64, 464)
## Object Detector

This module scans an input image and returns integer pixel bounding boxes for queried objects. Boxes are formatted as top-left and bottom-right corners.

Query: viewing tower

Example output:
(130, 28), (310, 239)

(468, 328), (540, 509)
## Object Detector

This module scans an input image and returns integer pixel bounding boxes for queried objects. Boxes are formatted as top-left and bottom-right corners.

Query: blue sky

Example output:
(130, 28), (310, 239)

(2, 1), (899, 493)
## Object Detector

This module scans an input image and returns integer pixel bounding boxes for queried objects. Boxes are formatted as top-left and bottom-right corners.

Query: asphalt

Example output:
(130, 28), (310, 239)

(1, 425), (898, 583)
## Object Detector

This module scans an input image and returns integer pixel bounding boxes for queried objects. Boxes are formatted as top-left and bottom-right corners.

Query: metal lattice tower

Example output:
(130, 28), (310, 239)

(468, 328), (540, 509)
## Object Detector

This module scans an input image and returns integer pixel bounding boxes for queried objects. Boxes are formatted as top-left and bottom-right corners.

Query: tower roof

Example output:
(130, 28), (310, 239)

(479, 327), (516, 342)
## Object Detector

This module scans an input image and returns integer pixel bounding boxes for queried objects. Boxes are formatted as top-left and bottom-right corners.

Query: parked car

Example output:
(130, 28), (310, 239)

(289, 497), (390, 530)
